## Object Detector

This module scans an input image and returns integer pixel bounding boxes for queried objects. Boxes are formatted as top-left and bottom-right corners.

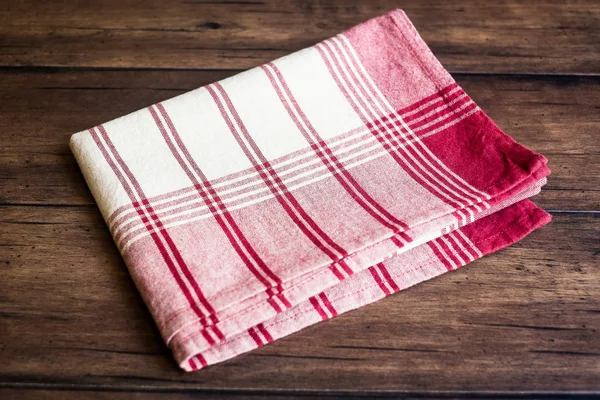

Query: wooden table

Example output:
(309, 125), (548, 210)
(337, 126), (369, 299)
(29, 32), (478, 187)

(1, 1), (599, 398)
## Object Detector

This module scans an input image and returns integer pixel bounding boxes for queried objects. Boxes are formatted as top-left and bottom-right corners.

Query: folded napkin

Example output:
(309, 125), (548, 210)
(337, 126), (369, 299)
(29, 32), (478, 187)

(70, 9), (551, 371)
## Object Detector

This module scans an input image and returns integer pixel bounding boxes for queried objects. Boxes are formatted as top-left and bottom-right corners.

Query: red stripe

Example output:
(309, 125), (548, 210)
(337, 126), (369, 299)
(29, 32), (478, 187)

(151, 104), (289, 310)
(309, 296), (329, 320)
(198, 353), (208, 367)
(188, 354), (207, 370)
(201, 329), (216, 345)
(377, 262), (400, 293)
(89, 127), (220, 333)
(203, 325), (225, 342)
(267, 297), (282, 313)
(395, 95), (475, 136)
(214, 325), (225, 341)
(256, 323), (274, 343)
(318, 292), (337, 317)
(401, 87), (465, 123)
(427, 240), (453, 271)
(152, 105), (284, 287)
(368, 265), (391, 295)
(453, 231), (480, 261)
(278, 293), (292, 309)
(403, 94), (472, 129)
(263, 63), (411, 240)
(436, 237), (462, 268)
(248, 327), (263, 346)
(337, 259), (353, 277)
(390, 235), (405, 249)
(329, 264), (345, 280)
(100, 122), (225, 338)
(444, 234), (469, 266)
(397, 83), (459, 115)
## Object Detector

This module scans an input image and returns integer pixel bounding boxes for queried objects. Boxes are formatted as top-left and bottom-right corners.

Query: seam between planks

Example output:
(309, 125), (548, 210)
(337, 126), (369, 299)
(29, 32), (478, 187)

(1, 383), (600, 398)
(0, 65), (600, 79)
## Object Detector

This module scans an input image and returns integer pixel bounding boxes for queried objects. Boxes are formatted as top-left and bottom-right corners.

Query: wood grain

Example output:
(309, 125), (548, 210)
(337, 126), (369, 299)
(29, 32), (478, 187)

(1, 0), (599, 397)
(0, 390), (376, 400)
(1, 389), (594, 400)
(1, 69), (598, 210)
(1, 208), (599, 392)
(0, 0), (599, 74)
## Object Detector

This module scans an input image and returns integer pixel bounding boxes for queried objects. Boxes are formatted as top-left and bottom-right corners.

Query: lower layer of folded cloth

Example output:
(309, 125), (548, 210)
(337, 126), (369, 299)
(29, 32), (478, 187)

(173, 183), (550, 371)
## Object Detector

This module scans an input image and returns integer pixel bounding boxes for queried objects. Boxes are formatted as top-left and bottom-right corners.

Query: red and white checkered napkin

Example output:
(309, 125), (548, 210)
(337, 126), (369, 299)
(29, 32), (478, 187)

(70, 9), (551, 371)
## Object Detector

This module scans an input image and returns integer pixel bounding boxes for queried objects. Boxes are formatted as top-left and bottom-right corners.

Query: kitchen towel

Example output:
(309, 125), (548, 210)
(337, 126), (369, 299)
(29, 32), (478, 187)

(70, 9), (551, 371)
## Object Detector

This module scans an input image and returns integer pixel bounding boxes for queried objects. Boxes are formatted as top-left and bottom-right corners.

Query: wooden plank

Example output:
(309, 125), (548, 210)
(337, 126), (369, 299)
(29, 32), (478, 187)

(0, 388), (594, 400)
(1, 208), (599, 392)
(0, 0), (599, 74)
(0, 390), (341, 400)
(1, 69), (598, 210)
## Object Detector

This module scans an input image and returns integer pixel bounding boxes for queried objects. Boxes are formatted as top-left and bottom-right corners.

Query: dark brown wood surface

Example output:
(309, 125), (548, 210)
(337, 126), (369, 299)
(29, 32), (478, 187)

(1, 0), (599, 73)
(1, 1), (599, 398)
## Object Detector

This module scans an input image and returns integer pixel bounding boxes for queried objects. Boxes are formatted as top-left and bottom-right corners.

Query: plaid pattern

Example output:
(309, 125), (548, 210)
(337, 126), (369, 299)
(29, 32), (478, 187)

(70, 9), (551, 371)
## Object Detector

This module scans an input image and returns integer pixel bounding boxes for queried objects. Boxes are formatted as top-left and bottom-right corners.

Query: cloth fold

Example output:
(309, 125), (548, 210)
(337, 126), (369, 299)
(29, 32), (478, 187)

(70, 9), (551, 371)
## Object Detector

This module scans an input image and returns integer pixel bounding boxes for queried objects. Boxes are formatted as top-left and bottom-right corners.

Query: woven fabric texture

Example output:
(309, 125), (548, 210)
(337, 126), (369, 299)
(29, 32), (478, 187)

(70, 9), (551, 371)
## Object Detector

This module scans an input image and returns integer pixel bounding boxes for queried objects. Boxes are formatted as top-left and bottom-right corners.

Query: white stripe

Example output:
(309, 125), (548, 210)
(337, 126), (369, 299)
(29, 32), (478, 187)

(401, 86), (462, 118)
(314, 295), (335, 319)
(256, 326), (271, 343)
(448, 231), (475, 262)
(411, 100), (476, 133)
(456, 229), (483, 258)
(440, 236), (467, 265)
(405, 92), (468, 126)
(415, 105), (482, 140)
(454, 208), (469, 226)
